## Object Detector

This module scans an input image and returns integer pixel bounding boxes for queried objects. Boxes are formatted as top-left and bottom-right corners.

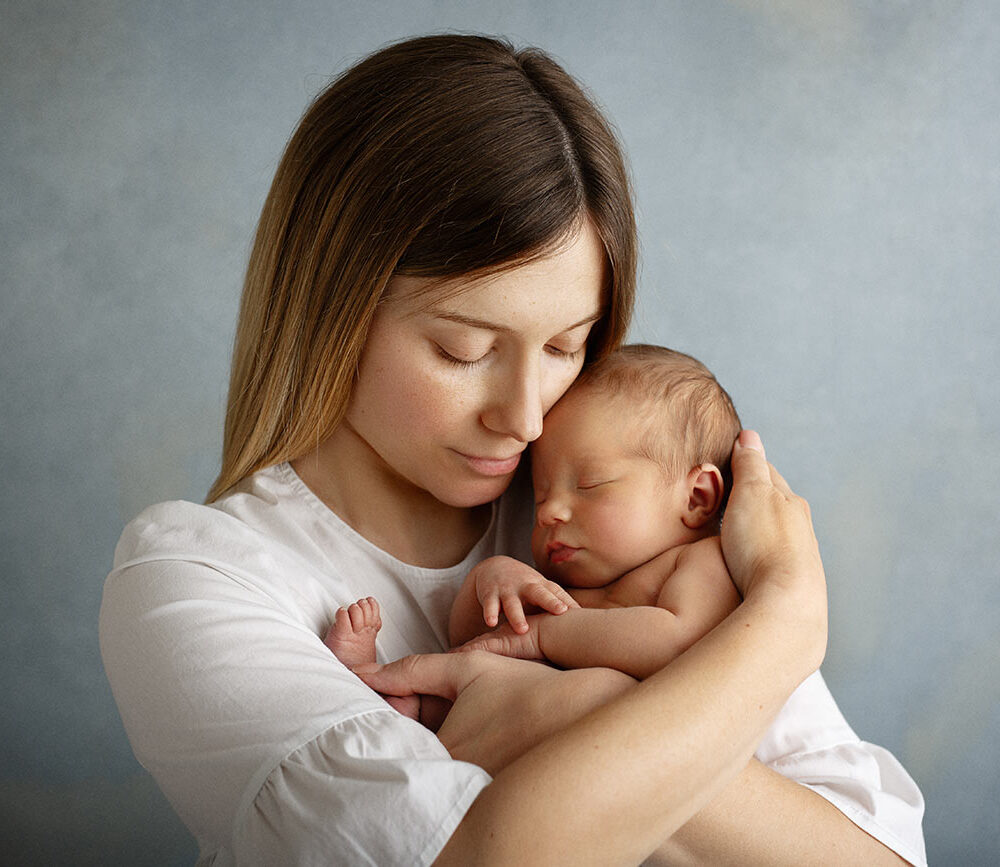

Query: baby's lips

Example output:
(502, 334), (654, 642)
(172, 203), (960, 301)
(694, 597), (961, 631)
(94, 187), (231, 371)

(546, 542), (579, 565)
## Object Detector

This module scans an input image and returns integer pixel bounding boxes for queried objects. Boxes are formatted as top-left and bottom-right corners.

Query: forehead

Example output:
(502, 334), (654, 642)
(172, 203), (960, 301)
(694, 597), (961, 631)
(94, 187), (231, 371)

(536, 389), (639, 461)
(386, 220), (607, 330)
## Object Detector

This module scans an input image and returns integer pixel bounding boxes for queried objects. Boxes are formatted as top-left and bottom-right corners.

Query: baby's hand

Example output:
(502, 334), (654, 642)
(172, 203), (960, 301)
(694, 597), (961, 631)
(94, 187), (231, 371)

(469, 555), (579, 634)
(455, 618), (544, 660)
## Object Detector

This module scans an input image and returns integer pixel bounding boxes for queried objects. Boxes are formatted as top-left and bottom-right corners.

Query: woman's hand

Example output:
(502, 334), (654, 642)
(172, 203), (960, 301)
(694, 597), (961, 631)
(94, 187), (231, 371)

(721, 431), (828, 661)
(353, 652), (633, 775)
(453, 616), (545, 660)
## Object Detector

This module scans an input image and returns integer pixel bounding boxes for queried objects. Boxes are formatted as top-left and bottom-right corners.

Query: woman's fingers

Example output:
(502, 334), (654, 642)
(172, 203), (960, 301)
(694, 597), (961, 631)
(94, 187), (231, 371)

(723, 429), (825, 606)
(455, 623), (543, 661)
(730, 429), (770, 487)
(767, 460), (799, 500)
(732, 429), (798, 501)
(352, 651), (495, 700)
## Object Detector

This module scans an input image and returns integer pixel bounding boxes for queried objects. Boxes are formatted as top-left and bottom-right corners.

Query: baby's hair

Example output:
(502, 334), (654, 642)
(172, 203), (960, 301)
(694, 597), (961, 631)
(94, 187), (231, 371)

(574, 344), (742, 508)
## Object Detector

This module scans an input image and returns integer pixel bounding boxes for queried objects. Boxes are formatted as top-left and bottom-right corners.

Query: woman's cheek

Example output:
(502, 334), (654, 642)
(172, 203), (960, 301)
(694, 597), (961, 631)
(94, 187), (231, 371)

(541, 362), (583, 415)
(415, 368), (480, 420)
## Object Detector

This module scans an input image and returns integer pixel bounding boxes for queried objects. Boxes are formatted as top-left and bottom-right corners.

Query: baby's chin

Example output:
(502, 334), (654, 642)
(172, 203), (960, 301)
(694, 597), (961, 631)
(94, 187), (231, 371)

(538, 556), (615, 589)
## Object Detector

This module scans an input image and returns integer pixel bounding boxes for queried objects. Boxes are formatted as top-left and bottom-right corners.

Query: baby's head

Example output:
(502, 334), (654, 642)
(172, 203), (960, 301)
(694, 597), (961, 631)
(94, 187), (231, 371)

(530, 344), (741, 587)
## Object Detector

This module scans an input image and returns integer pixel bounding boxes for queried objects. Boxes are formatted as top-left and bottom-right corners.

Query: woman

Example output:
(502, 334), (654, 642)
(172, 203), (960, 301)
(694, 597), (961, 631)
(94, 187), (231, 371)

(100, 35), (926, 865)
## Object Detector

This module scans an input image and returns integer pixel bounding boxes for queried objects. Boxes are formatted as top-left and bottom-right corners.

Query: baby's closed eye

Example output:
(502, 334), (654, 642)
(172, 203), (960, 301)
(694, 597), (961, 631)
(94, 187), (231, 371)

(577, 479), (614, 491)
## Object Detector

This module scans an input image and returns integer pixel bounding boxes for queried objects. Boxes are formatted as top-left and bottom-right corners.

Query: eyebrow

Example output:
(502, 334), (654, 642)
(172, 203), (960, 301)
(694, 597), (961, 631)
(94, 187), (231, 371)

(431, 309), (603, 335)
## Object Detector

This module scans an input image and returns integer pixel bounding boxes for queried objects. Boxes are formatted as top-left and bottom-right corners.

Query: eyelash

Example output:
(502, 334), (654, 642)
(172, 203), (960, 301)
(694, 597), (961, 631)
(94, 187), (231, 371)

(534, 481), (607, 505)
(437, 344), (583, 368)
(437, 346), (488, 368)
(546, 345), (584, 361)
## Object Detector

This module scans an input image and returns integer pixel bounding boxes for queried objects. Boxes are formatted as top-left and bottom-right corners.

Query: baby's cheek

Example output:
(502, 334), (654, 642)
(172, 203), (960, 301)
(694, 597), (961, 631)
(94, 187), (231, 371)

(529, 525), (547, 567)
(597, 493), (633, 528)
(592, 504), (635, 556)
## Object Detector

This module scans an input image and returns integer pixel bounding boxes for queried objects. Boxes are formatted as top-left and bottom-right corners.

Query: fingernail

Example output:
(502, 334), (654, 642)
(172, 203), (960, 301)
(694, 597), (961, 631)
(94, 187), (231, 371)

(737, 429), (764, 454)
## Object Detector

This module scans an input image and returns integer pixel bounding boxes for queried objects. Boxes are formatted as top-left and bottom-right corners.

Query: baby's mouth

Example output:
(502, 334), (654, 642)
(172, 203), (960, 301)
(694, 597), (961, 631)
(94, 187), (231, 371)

(546, 542), (579, 565)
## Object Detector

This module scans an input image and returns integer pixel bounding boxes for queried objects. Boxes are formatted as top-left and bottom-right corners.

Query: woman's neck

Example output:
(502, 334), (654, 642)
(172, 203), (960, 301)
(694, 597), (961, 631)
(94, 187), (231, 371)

(290, 426), (492, 569)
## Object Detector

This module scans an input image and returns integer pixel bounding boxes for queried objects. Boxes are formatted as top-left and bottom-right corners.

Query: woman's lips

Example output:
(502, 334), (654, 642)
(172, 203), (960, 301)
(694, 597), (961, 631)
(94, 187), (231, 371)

(458, 451), (522, 477)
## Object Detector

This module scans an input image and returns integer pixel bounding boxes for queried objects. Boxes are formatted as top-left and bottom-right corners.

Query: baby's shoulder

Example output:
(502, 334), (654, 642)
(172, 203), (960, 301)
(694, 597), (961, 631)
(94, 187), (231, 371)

(605, 545), (686, 605)
(675, 534), (724, 562)
(670, 534), (728, 576)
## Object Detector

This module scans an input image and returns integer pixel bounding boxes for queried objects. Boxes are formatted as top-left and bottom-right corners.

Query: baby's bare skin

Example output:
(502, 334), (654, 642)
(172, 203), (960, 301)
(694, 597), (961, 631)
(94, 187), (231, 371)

(454, 537), (740, 679)
(324, 597), (382, 666)
(324, 597), (427, 723)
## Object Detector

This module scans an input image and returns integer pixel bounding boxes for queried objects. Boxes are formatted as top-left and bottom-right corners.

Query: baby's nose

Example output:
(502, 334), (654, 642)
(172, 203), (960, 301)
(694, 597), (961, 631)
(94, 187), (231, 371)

(536, 495), (571, 526)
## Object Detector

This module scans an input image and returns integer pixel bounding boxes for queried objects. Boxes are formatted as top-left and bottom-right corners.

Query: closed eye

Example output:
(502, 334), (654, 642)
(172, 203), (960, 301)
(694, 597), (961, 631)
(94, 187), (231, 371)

(436, 344), (489, 368)
(577, 481), (609, 491)
(544, 344), (585, 361)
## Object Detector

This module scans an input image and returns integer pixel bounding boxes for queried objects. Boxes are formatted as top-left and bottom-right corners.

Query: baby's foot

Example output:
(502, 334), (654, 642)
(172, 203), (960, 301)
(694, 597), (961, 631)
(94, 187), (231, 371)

(385, 693), (423, 724)
(324, 597), (381, 667)
(323, 597), (423, 724)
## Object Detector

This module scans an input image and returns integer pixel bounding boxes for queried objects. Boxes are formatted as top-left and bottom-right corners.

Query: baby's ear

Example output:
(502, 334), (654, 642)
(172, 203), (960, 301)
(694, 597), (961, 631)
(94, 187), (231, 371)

(681, 464), (724, 529)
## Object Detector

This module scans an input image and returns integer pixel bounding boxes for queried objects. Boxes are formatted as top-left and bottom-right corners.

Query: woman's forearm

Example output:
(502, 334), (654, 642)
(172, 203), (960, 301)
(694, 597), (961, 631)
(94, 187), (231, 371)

(436, 590), (826, 866)
(650, 759), (910, 866)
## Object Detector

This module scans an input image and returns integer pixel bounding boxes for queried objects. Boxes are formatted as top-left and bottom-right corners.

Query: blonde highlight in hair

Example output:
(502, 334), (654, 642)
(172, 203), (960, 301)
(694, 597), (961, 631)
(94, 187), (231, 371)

(208, 35), (637, 502)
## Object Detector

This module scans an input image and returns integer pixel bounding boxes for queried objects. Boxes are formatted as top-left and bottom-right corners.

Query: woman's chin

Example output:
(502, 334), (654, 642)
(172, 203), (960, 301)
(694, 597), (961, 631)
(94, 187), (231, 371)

(434, 474), (514, 509)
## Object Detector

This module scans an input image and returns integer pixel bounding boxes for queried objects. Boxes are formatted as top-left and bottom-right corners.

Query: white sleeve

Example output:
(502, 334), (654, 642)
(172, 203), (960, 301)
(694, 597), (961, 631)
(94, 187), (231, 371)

(99, 558), (490, 866)
(235, 713), (486, 866)
(756, 671), (927, 867)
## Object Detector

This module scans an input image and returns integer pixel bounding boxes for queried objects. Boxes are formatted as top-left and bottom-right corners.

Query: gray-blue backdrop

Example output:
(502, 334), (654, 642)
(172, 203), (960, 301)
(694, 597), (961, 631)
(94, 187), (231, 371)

(3, 1), (997, 864)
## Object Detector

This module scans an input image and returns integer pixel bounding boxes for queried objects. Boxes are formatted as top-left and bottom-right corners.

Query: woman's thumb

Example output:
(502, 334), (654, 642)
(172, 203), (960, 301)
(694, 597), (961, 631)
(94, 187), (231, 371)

(730, 429), (770, 486)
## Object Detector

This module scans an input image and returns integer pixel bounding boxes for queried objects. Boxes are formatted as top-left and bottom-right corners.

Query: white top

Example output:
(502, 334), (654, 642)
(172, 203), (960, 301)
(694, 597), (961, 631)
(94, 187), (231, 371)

(100, 463), (927, 866)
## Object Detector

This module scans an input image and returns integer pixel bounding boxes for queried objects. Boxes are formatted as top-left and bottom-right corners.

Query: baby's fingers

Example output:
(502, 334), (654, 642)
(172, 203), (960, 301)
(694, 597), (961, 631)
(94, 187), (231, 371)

(481, 592), (501, 628)
(524, 582), (577, 615)
(501, 594), (529, 634)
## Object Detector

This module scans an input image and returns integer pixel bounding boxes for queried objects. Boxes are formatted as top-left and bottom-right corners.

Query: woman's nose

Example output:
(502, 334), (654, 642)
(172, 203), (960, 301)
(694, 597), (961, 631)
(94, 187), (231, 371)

(481, 357), (544, 443)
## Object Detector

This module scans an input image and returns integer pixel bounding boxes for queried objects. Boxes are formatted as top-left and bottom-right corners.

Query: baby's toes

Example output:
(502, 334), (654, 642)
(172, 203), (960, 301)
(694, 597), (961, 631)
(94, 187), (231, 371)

(345, 602), (363, 632)
(359, 596), (381, 630)
(332, 605), (352, 635)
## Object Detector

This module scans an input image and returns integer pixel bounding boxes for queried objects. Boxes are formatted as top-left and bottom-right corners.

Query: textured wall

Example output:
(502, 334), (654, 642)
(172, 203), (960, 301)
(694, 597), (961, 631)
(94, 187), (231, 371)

(2, 1), (996, 863)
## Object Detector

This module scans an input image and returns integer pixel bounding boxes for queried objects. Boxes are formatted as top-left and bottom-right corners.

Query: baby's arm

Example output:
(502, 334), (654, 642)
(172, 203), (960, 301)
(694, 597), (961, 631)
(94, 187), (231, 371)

(461, 538), (740, 679)
(448, 555), (578, 647)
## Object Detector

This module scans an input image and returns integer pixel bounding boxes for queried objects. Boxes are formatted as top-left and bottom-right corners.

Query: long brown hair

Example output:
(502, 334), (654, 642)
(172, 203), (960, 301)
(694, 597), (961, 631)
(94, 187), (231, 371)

(208, 34), (637, 501)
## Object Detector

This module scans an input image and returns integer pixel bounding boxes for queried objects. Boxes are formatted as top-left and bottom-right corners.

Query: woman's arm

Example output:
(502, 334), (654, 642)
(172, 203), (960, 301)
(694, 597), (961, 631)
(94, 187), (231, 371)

(650, 759), (911, 866)
(359, 656), (915, 866)
(360, 432), (831, 865)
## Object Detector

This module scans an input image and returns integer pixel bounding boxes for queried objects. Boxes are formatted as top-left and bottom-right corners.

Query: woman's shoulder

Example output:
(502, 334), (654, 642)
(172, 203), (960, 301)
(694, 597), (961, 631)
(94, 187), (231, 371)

(114, 498), (235, 566)
(113, 463), (295, 568)
(104, 463), (339, 635)
(108, 464), (338, 606)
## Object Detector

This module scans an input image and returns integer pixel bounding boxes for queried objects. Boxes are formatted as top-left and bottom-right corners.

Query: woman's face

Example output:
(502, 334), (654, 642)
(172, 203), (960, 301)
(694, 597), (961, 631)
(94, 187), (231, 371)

(344, 220), (607, 509)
